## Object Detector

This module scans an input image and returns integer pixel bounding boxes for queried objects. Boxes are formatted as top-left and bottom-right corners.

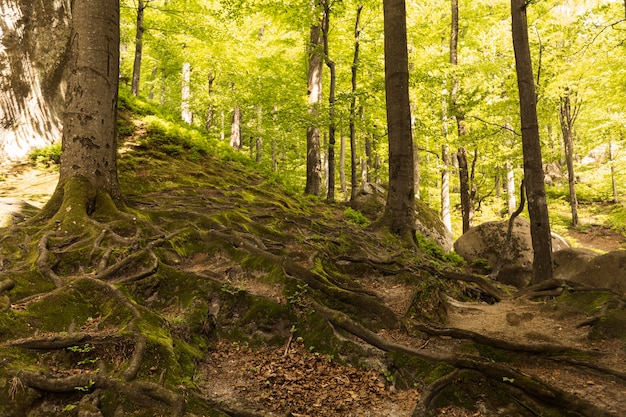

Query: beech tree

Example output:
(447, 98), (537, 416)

(378, 0), (416, 242)
(511, 0), (553, 283)
(39, 0), (123, 223)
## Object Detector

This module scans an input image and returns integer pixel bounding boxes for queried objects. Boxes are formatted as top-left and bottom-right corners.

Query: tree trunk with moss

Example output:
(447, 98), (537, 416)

(379, 0), (416, 243)
(40, 0), (123, 221)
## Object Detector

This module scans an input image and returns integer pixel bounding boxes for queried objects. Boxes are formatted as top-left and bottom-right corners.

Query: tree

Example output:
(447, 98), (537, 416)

(349, 5), (364, 203)
(378, 0), (415, 242)
(131, 0), (148, 96)
(305, 1), (324, 196)
(321, 0), (337, 201)
(511, 0), (553, 283)
(39, 0), (123, 223)
(559, 87), (581, 227)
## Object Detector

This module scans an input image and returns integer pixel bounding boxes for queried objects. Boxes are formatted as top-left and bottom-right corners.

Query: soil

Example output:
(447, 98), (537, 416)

(1, 164), (625, 417)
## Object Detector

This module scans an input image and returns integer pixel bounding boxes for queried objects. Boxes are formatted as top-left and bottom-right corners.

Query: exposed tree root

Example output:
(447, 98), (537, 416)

(411, 322), (595, 355)
(311, 299), (618, 417)
(16, 370), (185, 417)
(209, 228), (400, 328)
(411, 369), (460, 416)
(190, 391), (287, 417)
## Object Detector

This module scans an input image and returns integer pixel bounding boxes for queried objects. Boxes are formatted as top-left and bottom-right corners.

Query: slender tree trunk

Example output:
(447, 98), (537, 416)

(511, 0), (553, 283)
(42, 0), (122, 219)
(131, 0), (146, 96)
(441, 145), (452, 232)
(458, 147), (472, 233)
(414, 143), (421, 199)
(340, 130), (347, 200)
(256, 105), (263, 163)
(305, 4), (323, 196)
(322, 1), (336, 201)
(609, 136), (619, 203)
(230, 106), (241, 150)
(349, 6), (363, 203)
(559, 89), (580, 227)
(181, 62), (192, 124)
(205, 71), (216, 132)
(506, 162), (517, 215)
(379, 0), (416, 242)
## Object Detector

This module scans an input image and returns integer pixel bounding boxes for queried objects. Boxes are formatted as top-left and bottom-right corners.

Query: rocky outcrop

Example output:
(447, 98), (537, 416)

(453, 218), (570, 287)
(568, 250), (626, 296)
(552, 247), (598, 281)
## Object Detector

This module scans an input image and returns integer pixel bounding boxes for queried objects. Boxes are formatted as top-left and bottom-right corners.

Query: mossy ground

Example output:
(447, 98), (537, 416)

(0, 92), (625, 416)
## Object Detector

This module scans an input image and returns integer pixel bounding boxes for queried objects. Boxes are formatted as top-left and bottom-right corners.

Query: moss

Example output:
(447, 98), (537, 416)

(554, 290), (615, 317)
(389, 350), (455, 390)
(590, 309), (626, 341)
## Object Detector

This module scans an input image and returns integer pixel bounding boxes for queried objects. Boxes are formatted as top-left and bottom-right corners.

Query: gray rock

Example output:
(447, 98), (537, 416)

(453, 217), (570, 286)
(569, 250), (626, 296)
(552, 247), (598, 281)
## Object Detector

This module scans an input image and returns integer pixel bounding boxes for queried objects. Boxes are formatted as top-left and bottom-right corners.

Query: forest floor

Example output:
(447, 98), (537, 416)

(1, 162), (625, 417)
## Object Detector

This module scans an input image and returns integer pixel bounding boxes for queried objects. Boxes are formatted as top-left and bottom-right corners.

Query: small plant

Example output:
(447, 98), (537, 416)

(29, 143), (62, 167)
(74, 379), (95, 392)
(344, 208), (371, 227)
(381, 368), (394, 383)
(62, 404), (78, 412)
(286, 283), (308, 307)
(67, 344), (94, 354)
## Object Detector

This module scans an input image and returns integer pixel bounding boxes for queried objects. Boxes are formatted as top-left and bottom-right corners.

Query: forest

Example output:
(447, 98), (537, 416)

(0, 0), (625, 416)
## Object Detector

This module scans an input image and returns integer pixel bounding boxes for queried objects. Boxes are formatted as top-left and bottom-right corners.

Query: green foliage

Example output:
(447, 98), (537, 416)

(415, 233), (465, 266)
(607, 204), (626, 234)
(344, 207), (370, 227)
(28, 143), (61, 167)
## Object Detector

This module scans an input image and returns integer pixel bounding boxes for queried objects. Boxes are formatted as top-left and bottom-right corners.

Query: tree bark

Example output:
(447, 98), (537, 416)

(457, 147), (472, 233)
(379, 0), (416, 243)
(305, 2), (324, 196)
(181, 62), (192, 124)
(230, 105), (242, 150)
(506, 162), (517, 215)
(349, 6), (363, 203)
(559, 89), (580, 227)
(441, 145), (452, 232)
(511, 0), (553, 283)
(52, 0), (122, 207)
(322, 1), (336, 202)
(131, 0), (146, 96)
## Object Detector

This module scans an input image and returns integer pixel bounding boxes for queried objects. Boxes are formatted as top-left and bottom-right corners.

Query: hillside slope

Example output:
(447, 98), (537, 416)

(0, 98), (624, 417)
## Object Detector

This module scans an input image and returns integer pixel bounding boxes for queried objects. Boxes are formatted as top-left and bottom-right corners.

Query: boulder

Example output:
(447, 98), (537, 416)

(351, 183), (453, 252)
(552, 247), (598, 281)
(454, 218), (570, 287)
(568, 250), (626, 296)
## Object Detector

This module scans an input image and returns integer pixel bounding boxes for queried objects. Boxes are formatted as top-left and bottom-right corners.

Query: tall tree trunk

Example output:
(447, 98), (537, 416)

(205, 71), (216, 132)
(511, 0), (553, 283)
(457, 147), (472, 233)
(340, 130), (347, 200)
(181, 62), (192, 124)
(506, 162), (517, 215)
(322, 1), (337, 201)
(131, 0), (146, 97)
(305, 5), (324, 196)
(559, 88), (580, 227)
(42, 0), (122, 219)
(349, 6), (363, 203)
(379, 0), (416, 243)
(441, 145), (452, 232)
(230, 106), (241, 150)
(609, 136), (619, 203)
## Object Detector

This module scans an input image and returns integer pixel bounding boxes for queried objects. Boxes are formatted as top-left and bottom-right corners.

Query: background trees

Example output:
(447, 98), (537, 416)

(2, 0), (623, 238)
